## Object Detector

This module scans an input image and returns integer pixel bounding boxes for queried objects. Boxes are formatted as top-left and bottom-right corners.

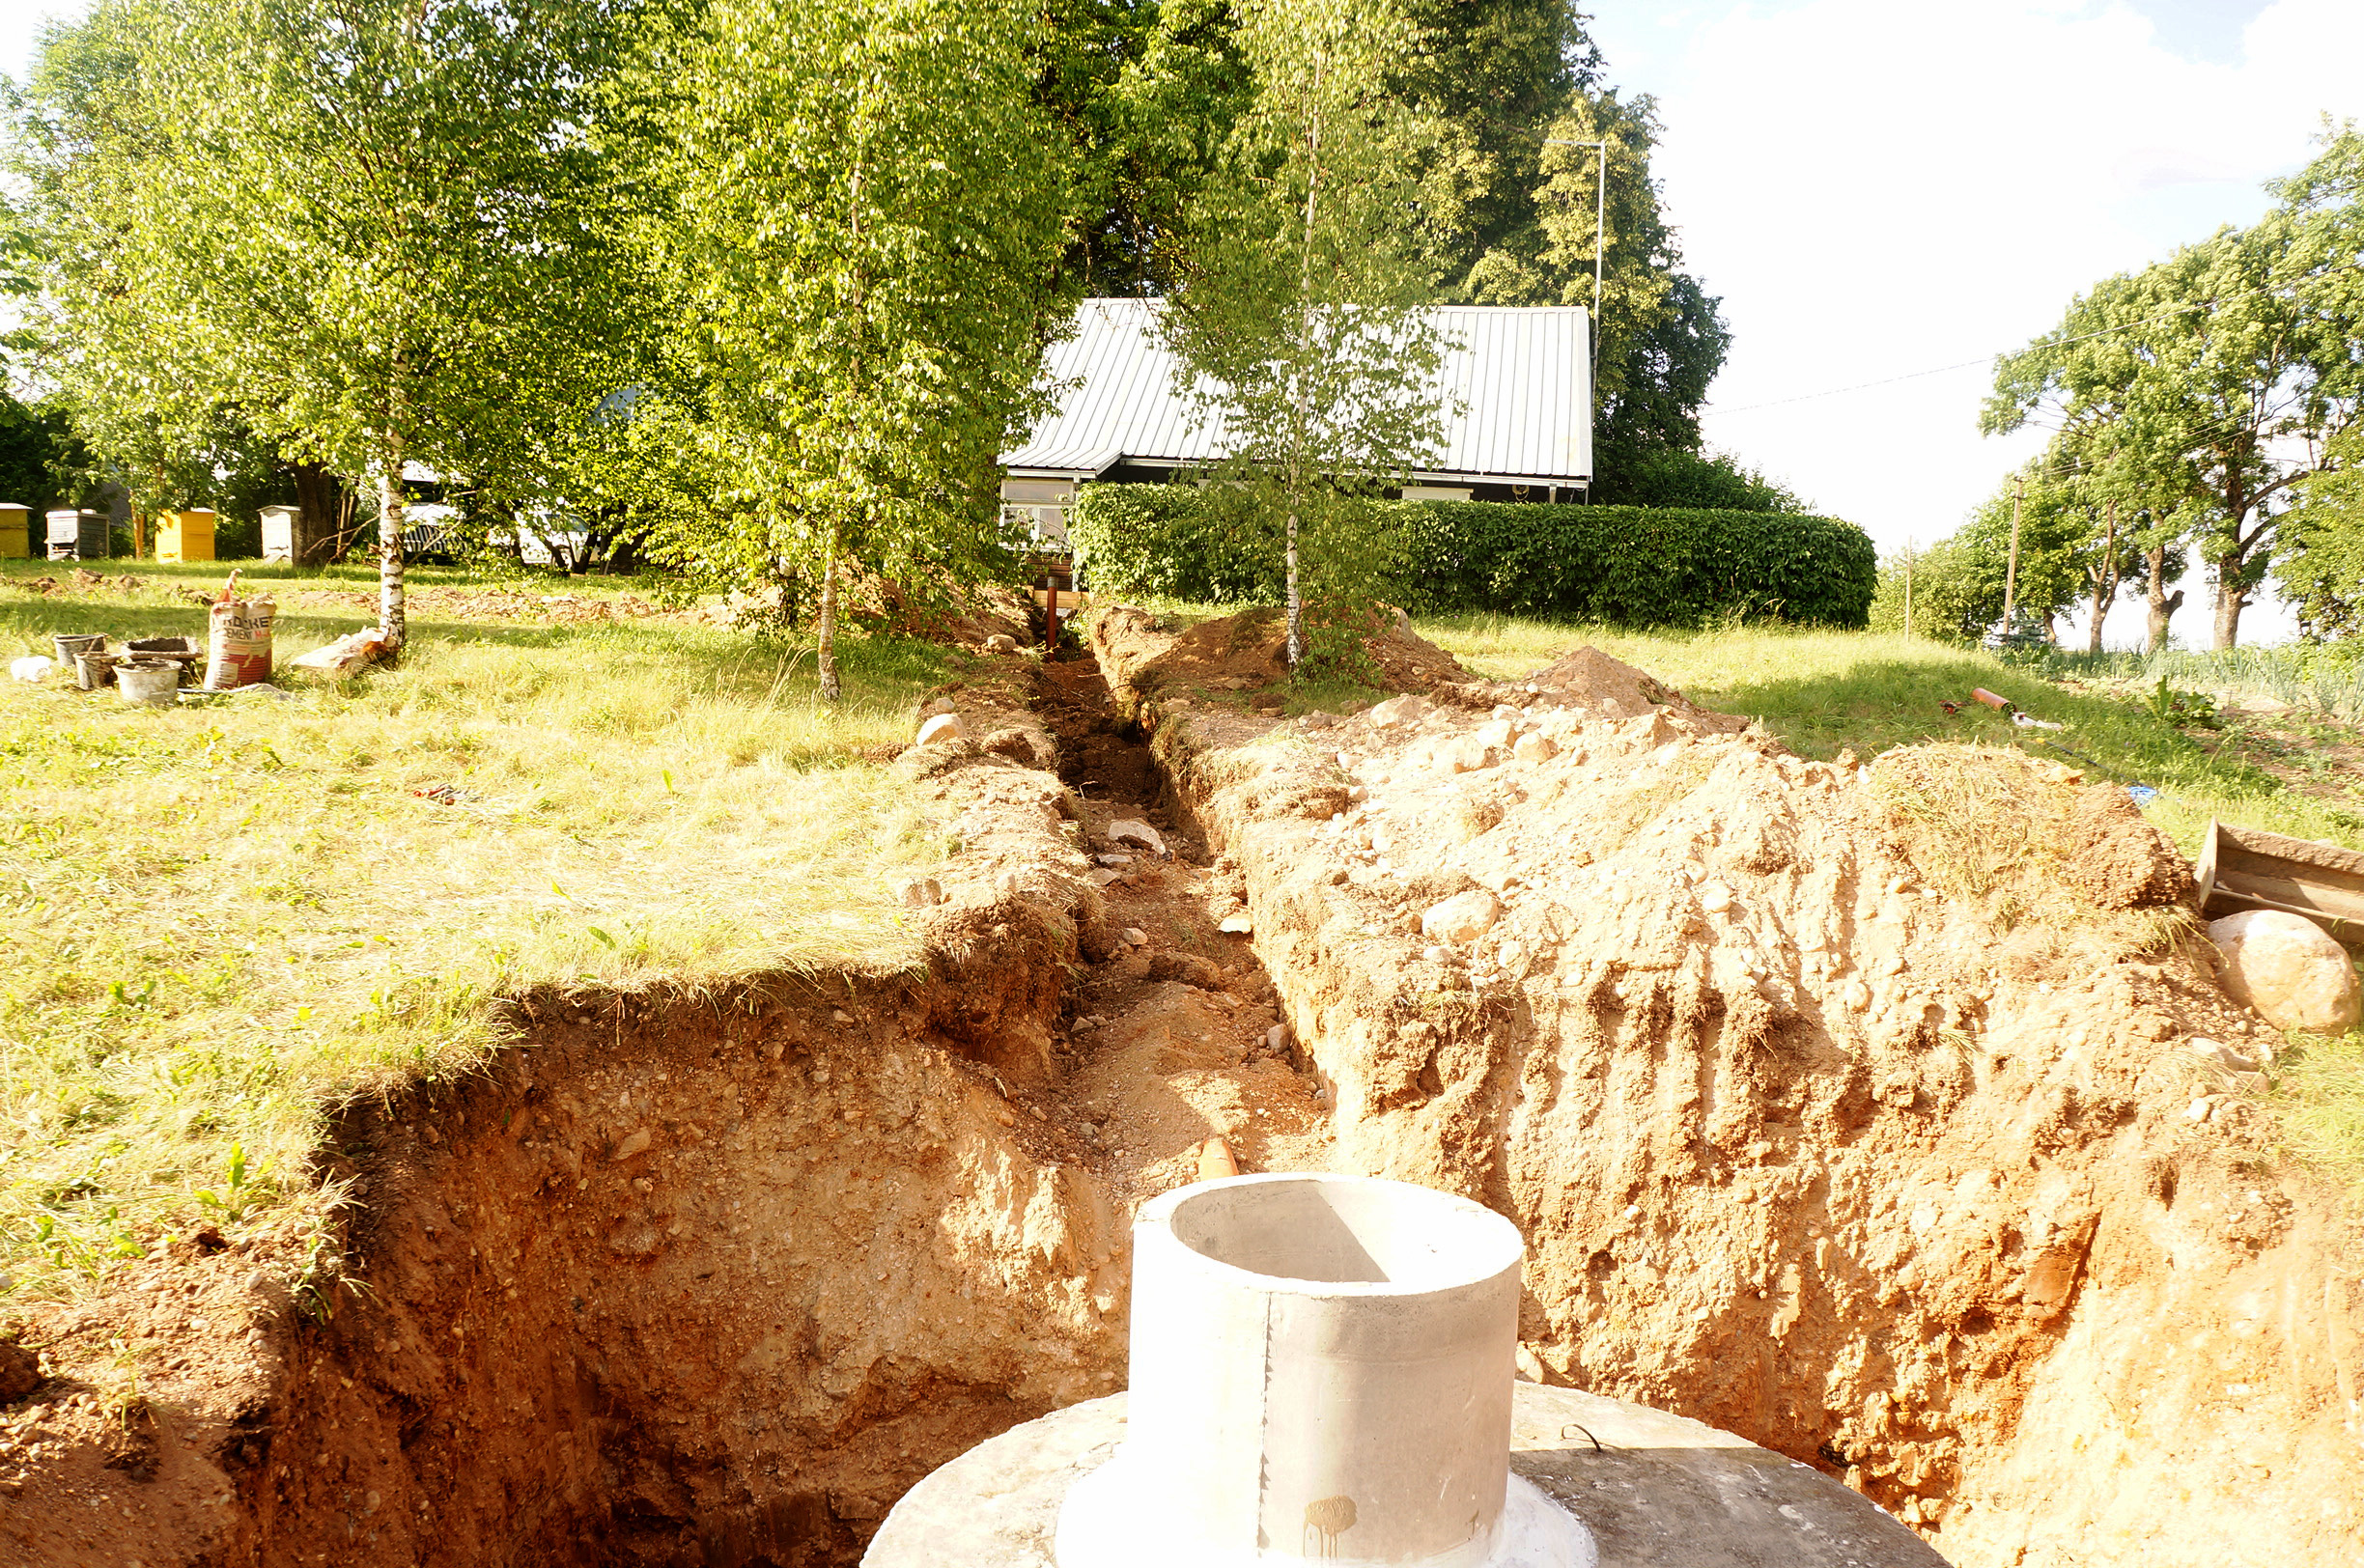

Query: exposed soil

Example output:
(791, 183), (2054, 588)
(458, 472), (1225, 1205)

(8, 609), (2362, 1568)
(0, 643), (1330, 1566)
(1086, 607), (2363, 1567)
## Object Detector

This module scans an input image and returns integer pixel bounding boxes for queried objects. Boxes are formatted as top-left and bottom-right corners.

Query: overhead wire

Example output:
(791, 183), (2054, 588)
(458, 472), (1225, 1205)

(1698, 271), (2329, 420)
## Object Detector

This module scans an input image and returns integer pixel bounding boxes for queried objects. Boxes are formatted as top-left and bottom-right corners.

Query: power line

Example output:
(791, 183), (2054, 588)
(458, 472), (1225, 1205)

(1699, 279), (2295, 420)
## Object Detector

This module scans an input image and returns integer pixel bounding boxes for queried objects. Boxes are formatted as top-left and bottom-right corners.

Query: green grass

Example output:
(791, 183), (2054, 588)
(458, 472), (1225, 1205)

(0, 562), (951, 1300)
(1409, 616), (2364, 858)
(2275, 1029), (2364, 1199)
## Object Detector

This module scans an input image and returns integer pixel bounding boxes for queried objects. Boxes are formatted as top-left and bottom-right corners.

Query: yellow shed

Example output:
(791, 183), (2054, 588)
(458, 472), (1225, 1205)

(0, 504), (26, 559)
(157, 508), (217, 563)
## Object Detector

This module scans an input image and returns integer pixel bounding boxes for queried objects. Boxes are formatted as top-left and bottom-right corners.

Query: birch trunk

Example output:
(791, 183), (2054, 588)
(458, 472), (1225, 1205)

(377, 442), (408, 650)
(816, 522), (842, 704)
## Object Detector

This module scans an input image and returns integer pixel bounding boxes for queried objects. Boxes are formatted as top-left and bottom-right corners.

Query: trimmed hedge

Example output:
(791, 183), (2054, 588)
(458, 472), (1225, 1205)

(1068, 484), (1876, 629)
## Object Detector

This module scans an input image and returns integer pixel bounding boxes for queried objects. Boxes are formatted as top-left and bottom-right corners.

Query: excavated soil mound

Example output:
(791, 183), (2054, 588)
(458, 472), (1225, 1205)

(1089, 615), (2364, 1568)
(1092, 602), (1468, 700)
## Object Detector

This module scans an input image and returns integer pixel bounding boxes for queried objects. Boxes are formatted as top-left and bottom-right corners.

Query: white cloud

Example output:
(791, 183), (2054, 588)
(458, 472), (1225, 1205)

(1590, 0), (2364, 646)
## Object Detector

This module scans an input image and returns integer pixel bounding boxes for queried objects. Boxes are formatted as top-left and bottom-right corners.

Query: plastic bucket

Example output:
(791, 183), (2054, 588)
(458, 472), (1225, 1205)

(75, 651), (122, 690)
(116, 661), (180, 707)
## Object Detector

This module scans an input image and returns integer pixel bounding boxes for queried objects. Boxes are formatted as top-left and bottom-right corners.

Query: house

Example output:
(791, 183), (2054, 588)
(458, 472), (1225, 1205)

(998, 298), (1594, 546)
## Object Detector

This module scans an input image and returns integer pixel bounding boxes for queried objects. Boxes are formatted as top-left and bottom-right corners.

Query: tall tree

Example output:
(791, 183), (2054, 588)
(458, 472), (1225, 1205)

(1160, 0), (1449, 669)
(661, 0), (1074, 700)
(1985, 126), (2364, 649)
(16, 0), (636, 648)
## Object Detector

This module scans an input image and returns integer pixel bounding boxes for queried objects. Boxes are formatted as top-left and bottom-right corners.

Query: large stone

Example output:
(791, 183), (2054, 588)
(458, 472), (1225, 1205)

(915, 713), (966, 746)
(1105, 819), (1168, 857)
(2209, 910), (2363, 1032)
(1421, 889), (1503, 945)
(1366, 693), (1429, 729)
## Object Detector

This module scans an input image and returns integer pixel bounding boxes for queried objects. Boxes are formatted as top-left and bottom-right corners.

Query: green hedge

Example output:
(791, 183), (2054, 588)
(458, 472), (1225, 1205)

(1068, 484), (1876, 629)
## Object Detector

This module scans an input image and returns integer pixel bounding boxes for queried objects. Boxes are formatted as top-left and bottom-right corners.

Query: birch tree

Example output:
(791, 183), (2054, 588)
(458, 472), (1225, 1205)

(16, 0), (633, 650)
(1161, 0), (1449, 669)
(661, 0), (1073, 701)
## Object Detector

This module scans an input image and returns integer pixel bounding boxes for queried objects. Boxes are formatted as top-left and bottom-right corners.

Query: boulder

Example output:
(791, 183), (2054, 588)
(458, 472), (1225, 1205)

(915, 713), (965, 746)
(1421, 889), (1502, 945)
(1106, 818), (1168, 857)
(1512, 731), (1558, 765)
(1366, 692), (1429, 729)
(2209, 910), (2362, 1032)
(983, 633), (1018, 654)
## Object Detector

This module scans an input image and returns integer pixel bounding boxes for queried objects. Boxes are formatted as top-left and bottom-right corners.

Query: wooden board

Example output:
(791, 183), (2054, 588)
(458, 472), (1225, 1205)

(2196, 819), (2364, 947)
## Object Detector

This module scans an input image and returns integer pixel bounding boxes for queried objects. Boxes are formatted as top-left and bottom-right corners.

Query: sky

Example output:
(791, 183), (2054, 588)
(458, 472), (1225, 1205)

(1586, 0), (2364, 647)
(0, 1), (2357, 644)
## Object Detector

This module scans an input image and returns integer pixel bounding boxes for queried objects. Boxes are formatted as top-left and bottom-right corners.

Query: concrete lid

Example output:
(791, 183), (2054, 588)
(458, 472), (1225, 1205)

(865, 1385), (1948, 1568)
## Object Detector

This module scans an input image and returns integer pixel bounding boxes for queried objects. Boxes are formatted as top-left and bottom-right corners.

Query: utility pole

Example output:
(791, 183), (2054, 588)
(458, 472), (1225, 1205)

(2002, 473), (2024, 635)
(1541, 135), (1611, 468)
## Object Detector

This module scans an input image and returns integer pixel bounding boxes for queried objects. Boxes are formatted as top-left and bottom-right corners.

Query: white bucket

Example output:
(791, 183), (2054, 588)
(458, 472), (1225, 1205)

(117, 662), (180, 707)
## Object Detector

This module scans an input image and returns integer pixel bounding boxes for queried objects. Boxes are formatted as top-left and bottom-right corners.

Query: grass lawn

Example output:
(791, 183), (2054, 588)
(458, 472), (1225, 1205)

(0, 559), (952, 1299)
(1416, 615), (2364, 858)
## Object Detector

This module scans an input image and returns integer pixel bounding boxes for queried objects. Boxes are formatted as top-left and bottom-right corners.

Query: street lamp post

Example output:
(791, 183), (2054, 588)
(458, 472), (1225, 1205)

(1542, 136), (1609, 499)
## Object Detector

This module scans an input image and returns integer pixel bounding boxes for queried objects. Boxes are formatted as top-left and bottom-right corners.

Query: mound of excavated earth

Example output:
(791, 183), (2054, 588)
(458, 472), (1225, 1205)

(1088, 606), (2360, 1568)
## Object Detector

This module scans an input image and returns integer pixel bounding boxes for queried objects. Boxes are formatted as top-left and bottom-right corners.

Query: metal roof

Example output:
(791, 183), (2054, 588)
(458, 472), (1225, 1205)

(1001, 298), (1592, 486)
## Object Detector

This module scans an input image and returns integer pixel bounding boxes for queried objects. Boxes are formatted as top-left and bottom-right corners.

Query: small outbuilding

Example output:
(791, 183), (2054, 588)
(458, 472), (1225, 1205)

(999, 298), (1594, 546)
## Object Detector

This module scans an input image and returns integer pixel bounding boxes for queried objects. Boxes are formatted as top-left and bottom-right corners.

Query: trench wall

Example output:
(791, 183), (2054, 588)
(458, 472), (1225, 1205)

(1091, 611), (2364, 1568)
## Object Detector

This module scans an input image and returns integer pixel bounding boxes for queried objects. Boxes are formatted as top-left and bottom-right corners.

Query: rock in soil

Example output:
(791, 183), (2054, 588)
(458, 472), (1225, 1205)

(2209, 909), (2364, 1031)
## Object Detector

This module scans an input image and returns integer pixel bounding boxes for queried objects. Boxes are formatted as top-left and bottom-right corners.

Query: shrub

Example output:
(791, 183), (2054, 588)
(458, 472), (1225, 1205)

(1073, 483), (1875, 628)
(1067, 482), (1282, 604)
(1393, 501), (1873, 627)
(1589, 445), (1805, 513)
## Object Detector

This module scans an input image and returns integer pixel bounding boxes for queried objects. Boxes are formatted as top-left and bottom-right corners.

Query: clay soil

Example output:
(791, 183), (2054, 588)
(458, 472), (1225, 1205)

(5, 607), (2361, 1567)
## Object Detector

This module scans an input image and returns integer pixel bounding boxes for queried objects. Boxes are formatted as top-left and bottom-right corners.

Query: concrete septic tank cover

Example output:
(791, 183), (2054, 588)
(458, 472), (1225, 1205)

(1055, 1172), (1594, 1568)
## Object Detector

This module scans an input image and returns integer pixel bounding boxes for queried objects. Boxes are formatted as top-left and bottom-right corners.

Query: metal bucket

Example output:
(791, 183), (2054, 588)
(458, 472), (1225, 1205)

(75, 650), (122, 690)
(53, 632), (104, 665)
(116, 660), (180, 708)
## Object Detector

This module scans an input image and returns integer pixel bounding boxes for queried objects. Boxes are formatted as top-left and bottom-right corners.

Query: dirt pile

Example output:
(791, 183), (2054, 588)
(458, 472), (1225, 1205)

(1088, 614), (2362, 1568)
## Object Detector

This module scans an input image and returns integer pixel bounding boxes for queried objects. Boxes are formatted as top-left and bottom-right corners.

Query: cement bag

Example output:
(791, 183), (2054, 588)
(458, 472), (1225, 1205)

(205, 597), (275, 689)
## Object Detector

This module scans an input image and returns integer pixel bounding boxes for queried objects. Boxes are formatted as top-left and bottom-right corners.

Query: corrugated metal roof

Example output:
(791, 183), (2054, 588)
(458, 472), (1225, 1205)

(1000, 298), (1592, 485)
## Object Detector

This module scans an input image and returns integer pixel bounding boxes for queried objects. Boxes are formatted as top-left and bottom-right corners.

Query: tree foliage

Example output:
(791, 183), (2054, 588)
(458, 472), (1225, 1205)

(15, 0), (640, 643)
(655, 0), (1074, 696)
(1159, 0), (1451, 672)
(1984, 124), (2364, 649)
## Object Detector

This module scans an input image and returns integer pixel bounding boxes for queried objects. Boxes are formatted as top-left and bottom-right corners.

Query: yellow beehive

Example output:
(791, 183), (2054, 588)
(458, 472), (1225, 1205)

(157, 508), (217, 563)
(0, 504), (26, 559)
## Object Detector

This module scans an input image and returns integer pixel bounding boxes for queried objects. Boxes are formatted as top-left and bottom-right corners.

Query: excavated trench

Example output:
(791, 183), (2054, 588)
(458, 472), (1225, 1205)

(9, 627), (2361, 1567)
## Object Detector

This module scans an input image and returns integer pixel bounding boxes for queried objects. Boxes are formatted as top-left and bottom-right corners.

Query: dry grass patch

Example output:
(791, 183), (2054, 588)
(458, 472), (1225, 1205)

(1, 582), (953, 1301)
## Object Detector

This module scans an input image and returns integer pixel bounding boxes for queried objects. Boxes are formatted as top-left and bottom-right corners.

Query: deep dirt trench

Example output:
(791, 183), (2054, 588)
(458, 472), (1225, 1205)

(8, 622), (2363, 1568)
(2, 647), (1333, 1567)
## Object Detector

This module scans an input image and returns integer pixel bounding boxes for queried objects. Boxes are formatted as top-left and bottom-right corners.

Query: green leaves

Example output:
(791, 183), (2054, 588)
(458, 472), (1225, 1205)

(637, 0), (1075, 672)
(15, 0), (645, 605)
(1159, 0), (1452, 664)
(1983, 125), (2364, 649)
